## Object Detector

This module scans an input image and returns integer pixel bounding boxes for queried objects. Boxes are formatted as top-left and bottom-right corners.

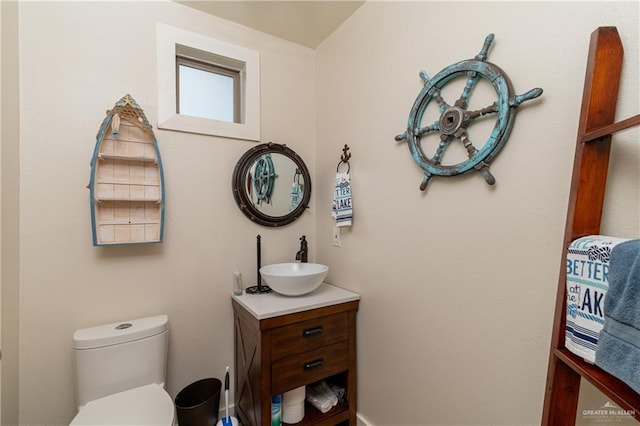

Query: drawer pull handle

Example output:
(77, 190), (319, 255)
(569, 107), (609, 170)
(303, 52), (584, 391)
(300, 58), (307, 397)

(304, 359), (324, 370)
(303, 326), (323, 337)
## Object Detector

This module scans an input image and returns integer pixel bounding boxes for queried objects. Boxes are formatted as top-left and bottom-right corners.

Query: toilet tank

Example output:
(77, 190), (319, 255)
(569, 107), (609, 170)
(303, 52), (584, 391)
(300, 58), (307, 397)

(73, 315), (169, 408)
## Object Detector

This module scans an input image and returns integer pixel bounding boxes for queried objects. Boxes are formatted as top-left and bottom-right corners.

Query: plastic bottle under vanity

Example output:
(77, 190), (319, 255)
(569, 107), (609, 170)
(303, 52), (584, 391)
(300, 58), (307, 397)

(271, 394), (282, 426)
(233, 270), (243, 296)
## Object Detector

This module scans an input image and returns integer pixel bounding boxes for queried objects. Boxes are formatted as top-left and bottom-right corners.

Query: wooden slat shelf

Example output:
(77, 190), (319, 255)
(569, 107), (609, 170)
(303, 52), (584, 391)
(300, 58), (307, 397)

(96, 241), (158, 246)
(95, 180), (160, 186)
(542, 26), (640, 425)
(97, 153), (158, 163)
(582, 114), (640, 143)
(553, 349), (640, 421)
(89, 94), (165, 246)
(97, 220), (160, 226)
(95, 198), (161, 203)
(542, 27), (640, 426)
(284, 402), (349, 426)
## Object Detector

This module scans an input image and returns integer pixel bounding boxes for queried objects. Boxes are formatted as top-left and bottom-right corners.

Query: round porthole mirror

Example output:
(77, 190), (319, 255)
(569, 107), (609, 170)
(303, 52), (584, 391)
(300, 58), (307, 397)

(232, 142), (312, 227)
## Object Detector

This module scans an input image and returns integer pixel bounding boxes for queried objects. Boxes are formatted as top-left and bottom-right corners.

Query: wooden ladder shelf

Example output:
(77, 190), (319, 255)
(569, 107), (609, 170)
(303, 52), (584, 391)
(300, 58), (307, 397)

(542, 26), (640, 424)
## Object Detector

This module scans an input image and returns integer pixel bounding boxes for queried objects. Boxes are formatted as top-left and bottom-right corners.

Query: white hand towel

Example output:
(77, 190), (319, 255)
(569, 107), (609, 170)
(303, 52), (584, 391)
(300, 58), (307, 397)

(289, 181), (302, 212)
(332, 172), (352, 227)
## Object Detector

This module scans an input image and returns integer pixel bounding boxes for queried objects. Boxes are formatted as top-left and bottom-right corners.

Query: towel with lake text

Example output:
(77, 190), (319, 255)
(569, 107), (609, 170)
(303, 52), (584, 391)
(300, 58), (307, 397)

(332, 172), (352, 227)
(565, 235), (629, 363)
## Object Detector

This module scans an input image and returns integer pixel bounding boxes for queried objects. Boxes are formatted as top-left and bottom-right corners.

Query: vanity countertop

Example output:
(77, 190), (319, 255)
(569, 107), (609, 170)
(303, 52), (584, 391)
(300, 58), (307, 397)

(231, 283), (360, 320)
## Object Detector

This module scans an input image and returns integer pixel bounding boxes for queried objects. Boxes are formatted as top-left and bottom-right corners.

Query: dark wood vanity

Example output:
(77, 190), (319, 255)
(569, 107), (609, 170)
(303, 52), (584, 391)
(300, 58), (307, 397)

(232, 284), (359, 425)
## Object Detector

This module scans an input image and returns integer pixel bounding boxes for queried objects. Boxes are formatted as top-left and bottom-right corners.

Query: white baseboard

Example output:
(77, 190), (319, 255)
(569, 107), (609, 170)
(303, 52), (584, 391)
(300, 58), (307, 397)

(357, 412), (374, 426)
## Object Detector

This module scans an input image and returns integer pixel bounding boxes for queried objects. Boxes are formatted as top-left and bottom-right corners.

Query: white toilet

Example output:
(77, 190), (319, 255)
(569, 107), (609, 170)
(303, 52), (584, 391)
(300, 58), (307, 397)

(70, 315), (175, 425)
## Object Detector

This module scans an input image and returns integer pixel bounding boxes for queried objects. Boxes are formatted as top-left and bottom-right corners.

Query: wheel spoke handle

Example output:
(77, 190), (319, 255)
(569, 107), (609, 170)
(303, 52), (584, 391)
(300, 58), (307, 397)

(510, 88), (543, 107)
(432, 134), (453, 165)
(475, 161), (496, 185)
(454, 128), (478, 157)
(475, 33), (495, 61)
(465, 103), (499, 121)
(415, 120), (440, 138)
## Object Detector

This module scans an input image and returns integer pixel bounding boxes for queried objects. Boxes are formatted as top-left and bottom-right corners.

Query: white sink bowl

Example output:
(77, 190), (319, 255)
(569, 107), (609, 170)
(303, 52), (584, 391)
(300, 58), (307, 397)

(259, 263), (329, 296)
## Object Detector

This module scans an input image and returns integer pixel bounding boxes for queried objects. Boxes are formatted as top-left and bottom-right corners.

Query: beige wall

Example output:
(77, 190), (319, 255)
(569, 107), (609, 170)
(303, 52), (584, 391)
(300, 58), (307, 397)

(13, 2), (316, 425)
(4, 1), (640, 425)
(315, 2), (638, 425)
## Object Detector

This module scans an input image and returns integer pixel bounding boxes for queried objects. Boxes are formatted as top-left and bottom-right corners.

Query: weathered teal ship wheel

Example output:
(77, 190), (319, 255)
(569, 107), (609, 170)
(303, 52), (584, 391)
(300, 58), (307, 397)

(253, 153), (276, 206)
(395, 33), (542, 191)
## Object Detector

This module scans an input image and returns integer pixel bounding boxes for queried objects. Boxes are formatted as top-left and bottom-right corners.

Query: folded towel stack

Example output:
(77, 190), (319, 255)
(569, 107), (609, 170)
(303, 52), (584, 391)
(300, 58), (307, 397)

(332, 172), (352, 227)
(565, 235), (629, 363)
(595, 239), (640, 393)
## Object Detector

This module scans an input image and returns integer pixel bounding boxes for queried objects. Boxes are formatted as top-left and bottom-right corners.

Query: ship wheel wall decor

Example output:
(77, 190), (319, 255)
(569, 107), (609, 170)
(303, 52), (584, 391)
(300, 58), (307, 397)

(395, 33), (543, 191)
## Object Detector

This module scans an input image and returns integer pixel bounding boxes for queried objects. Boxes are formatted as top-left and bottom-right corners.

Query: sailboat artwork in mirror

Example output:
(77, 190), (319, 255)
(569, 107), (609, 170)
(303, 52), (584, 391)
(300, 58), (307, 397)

(232, 142), (311, 227)
(88, 94), (165, 246)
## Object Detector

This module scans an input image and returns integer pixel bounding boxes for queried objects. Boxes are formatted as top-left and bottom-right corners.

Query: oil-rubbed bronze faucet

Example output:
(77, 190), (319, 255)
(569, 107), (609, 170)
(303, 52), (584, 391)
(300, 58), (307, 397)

(295, 235), (308, 263)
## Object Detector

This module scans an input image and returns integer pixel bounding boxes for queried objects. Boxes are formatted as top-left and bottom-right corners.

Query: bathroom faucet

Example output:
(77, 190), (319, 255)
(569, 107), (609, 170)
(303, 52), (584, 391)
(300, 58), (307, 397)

(295, 235), (308, 263)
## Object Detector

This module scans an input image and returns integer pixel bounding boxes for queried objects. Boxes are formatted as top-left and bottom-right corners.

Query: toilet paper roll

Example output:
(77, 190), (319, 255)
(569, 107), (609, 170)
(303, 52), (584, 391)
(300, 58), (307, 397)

(282, 385), (305, 404)
(282, 401), (305, 424)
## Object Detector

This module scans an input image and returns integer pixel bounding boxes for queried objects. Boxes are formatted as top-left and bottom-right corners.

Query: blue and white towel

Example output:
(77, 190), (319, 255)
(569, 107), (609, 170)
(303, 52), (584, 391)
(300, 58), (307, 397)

(289, 181), (303, 212)
(332, 172), (352, 227)
(595, 239), (640, 393)
(565, 235), (629, 363)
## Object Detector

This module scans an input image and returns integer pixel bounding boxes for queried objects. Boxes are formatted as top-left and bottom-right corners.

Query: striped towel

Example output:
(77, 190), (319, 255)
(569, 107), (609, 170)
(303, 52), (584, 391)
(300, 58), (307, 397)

(332, 172), (352, 227)
(565, 235), (629, 363)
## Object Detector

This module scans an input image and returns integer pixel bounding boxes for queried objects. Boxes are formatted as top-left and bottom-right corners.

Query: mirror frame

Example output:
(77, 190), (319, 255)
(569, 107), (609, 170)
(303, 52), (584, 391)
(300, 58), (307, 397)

(232, 142), (312, 227)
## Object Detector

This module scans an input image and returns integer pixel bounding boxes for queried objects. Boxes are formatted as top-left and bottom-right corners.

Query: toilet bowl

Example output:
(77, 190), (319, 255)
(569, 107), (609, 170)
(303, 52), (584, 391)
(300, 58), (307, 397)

(70, 315), (175, 425)
(70, 384), (174, 425)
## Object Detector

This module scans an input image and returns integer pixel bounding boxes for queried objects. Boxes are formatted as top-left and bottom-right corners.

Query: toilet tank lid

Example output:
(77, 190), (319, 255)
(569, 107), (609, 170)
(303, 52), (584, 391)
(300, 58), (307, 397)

(73, 315), (168, 350)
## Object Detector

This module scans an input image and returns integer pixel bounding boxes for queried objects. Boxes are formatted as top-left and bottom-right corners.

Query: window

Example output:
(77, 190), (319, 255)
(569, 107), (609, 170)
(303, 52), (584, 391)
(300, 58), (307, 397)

(176, 51), (240, 123)
(157, 24), (260, 141)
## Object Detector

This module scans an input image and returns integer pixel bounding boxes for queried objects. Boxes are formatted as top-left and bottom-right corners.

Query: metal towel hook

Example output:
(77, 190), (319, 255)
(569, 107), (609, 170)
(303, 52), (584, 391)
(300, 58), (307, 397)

(336, 144), (351, 173)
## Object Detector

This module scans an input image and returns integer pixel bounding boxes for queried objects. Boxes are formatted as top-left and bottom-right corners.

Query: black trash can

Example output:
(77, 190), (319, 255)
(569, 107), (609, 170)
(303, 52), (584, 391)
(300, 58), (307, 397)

(175, 378), (222, 426)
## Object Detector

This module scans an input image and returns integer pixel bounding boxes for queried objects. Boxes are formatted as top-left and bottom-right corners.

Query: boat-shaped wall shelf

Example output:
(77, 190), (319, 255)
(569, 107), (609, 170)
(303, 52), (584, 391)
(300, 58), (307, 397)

(88, 94), (165, 246)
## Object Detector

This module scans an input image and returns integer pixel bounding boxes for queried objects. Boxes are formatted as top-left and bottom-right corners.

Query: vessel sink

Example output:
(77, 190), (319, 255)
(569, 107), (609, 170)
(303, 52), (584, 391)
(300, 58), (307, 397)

(259, 263), (329, 296)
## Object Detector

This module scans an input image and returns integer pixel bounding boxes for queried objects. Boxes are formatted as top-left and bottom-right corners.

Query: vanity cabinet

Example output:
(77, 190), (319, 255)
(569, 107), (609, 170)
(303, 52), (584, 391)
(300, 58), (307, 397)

(232, 284), (359, 426)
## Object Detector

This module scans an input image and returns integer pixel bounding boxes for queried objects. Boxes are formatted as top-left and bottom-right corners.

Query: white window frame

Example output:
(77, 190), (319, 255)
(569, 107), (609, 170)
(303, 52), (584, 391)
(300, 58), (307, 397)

(157, 23), (260, 141)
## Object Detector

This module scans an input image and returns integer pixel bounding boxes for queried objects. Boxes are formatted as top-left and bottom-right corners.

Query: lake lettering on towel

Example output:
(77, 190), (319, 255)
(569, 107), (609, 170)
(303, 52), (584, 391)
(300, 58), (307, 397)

(334, 185), (351, 209)
(567, 259), (608, 316)
(564, 236), (630, 363)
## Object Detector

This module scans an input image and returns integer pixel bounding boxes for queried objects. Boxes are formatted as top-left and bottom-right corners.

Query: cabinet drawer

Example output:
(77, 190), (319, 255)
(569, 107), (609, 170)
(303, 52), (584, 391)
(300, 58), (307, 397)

(271, 341), (349, 395)
(271, 312), (349, 360)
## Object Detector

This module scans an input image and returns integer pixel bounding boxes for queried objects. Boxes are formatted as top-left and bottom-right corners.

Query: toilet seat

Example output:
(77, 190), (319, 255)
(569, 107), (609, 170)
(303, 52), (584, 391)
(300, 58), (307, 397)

(70, 383), (174, 425)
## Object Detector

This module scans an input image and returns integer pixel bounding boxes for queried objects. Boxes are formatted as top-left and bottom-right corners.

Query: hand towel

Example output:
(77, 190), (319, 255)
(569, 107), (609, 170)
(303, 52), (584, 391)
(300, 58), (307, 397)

(289, 181), (302, 212)
(595, 239), (640, 393)
(565, 235), (629, 363)
(332, 172), (352, 227)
